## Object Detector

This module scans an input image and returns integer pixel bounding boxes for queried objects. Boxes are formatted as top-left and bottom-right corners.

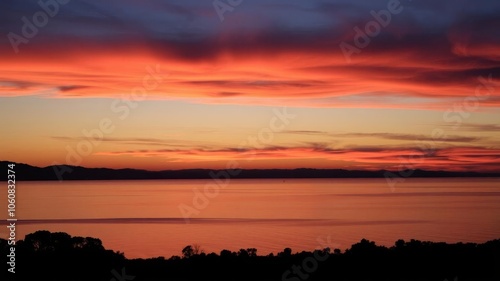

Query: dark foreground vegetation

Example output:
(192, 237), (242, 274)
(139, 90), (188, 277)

(2, 231), (499, 281)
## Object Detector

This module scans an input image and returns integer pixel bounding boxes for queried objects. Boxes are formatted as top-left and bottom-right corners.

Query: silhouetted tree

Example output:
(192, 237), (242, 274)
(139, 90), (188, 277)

(395, 239), (405, 249)
(247, 248), (257, 257)
(192, 244), (203, 255)
(220, 249), (234, 258)
(238, 248), (249, 258)
(182, 245), (194, 258)
(278, 247), (292, 257)
(4, 231), (499, 281)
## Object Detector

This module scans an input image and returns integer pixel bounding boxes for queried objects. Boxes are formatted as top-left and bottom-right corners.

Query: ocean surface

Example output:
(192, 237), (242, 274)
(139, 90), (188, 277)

(2, 178), (500, 258)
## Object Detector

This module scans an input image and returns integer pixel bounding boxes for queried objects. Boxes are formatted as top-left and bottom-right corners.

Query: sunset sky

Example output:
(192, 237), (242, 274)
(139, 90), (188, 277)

(0, 0), (499, 172)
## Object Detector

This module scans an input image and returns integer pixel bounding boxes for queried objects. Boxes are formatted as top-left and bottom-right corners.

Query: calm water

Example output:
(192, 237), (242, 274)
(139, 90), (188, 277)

(2, 178), (500, 258)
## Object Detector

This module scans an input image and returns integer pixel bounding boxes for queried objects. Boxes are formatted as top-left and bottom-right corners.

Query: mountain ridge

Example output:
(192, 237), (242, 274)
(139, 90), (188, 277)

(2, 161), (499, 181)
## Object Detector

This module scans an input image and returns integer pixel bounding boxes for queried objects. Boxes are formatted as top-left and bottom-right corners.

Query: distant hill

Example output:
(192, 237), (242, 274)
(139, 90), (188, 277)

(1, 161), (499, 181)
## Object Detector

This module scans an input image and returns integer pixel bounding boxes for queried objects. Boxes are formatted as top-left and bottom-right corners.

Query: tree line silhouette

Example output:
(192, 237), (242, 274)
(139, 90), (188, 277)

(1, 230), (499, 281)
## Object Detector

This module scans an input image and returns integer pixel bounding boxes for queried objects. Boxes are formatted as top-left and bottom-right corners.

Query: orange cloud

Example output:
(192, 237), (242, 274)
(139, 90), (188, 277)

(92, 145), (500, 172)
(0, 33), (498, 110)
